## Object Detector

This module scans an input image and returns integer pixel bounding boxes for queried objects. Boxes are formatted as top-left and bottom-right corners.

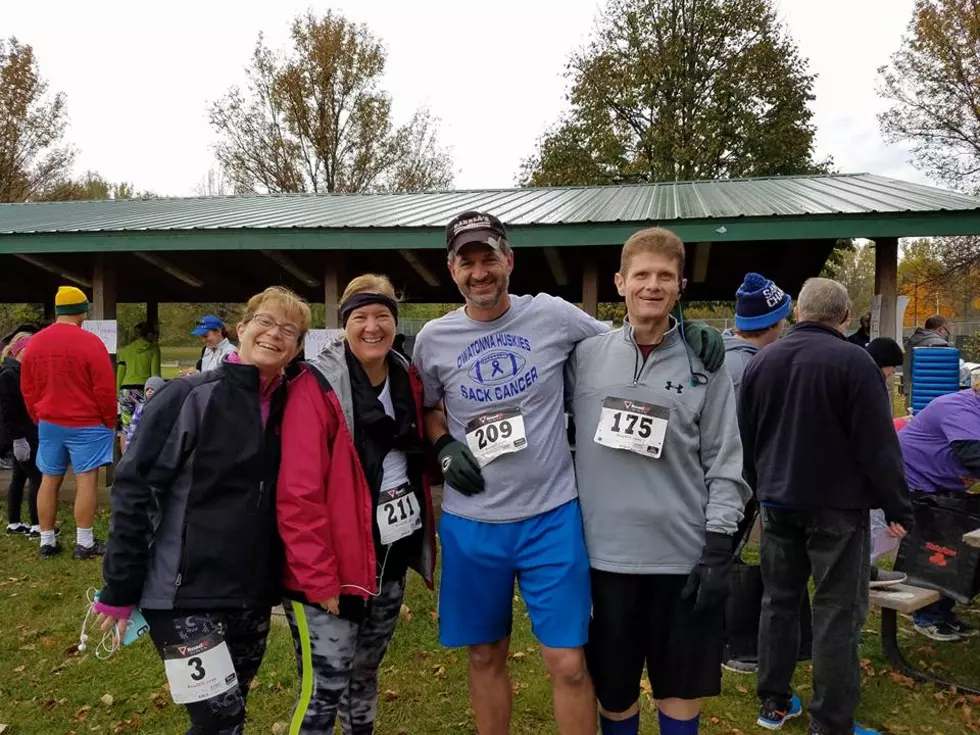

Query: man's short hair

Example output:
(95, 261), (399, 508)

(924, 314), (947, 331)
(735, 323), (782, 339)
(619, 227), (685, 278)
(797, 277), (850, 326)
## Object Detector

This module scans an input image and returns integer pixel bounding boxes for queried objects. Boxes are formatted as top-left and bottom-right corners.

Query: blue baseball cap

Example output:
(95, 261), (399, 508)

(191, 315), (224, 336)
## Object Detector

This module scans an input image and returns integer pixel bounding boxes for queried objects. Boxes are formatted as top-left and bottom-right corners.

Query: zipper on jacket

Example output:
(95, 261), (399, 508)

(256, 480), (265, 509)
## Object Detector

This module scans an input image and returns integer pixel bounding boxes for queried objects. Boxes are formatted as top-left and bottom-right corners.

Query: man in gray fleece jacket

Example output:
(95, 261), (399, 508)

(567, 228), (750, 735)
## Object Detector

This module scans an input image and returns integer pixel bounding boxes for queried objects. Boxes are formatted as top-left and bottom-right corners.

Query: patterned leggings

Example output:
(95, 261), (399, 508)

(283, 576), (405, 735)
(142, 607), (272, 735)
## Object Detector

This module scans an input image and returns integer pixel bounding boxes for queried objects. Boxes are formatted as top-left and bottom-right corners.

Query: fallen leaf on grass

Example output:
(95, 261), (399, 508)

(709, 716), (721, 724)
(735, 684), (748, 694)
(433, 665), (447, 680)
(40, 635), (57, 648)
(509, 651), (525, 660)
(13, 666), (24, 673)
(73, 704), (92, 722)
(429, 610), (438, 621)
(383, 689), (399, 701)
(399, 604), (412, 622)
(249, 679), (259, 691)
(272, 722), (287, 734)
(101, 693), (114, 706)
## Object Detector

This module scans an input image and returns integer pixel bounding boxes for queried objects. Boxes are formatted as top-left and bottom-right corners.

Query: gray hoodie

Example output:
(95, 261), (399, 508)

(722, 328), (760, 398)
(567, 321), (750, 574)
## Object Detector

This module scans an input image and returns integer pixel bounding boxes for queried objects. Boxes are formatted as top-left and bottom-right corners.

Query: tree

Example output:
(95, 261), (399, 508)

(209, 10), (454, 194)
(0, 37), (74, 202)
(826, 241), (876, 317)
(899, 238), (953, 326)
(194, 167), (231, 197)
(520, 0), (827, 186)
(877, 0), (980, 193)
(40, 170), (152, 201)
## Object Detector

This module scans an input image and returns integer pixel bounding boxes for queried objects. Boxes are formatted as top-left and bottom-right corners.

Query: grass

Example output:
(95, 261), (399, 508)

(160, 346), (202, 379)
(0, 502), (978, 734)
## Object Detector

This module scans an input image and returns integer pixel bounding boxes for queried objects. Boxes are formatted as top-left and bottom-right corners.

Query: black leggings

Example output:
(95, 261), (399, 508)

(142, 607), (272, 735)
(7, 447), (40, 527)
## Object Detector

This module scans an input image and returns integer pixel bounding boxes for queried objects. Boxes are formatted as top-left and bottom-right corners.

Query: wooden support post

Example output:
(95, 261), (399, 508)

(92, 254), (119, 485)
(874, 237), (899, 341)
(324, 253), (345, 329)
(146, 301), (159, 334)
(91, 254), (118, 325)
(582, 259), (599, 318)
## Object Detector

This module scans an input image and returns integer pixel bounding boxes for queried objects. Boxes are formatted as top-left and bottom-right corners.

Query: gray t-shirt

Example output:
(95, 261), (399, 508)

(413, 294), (607, 522)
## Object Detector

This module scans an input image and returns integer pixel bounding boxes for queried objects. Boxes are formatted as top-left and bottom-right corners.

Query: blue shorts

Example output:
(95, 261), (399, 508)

(37, 421), (114, 476)
(438, 499), (591, 649)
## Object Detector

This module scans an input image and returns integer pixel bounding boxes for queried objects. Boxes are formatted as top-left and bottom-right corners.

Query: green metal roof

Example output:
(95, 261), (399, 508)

(1, 173), (979, 254)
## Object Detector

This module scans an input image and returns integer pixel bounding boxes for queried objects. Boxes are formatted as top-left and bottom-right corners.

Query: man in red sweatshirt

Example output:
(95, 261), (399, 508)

(21, 286), (117, 560)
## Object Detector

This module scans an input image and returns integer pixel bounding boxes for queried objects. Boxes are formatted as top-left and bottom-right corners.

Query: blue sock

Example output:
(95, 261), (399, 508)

(658, 709), (699, 735)
(599, 711), (639, 735)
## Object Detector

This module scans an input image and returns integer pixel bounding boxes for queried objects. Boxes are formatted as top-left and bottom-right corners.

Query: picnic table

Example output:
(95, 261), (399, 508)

(871, 583), (980, 695)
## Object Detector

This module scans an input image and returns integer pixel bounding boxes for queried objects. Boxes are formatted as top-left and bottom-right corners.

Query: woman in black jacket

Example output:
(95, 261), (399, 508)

(93, 287), (311, 735)
(0, 332), (41, 536)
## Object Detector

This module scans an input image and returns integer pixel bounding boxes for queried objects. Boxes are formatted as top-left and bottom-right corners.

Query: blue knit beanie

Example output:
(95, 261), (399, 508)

(735, 273), (792, 331)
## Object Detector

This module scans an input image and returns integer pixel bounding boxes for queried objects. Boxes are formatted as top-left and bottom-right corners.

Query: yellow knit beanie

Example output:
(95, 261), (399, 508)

(54, 286), (89, 316)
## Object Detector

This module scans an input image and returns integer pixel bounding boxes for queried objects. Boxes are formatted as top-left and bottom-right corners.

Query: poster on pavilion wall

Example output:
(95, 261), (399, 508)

(83, 320), (118, 354)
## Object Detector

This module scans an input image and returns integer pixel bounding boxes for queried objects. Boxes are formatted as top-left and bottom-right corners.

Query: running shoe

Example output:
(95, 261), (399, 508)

(869, 567), (906, 588)
(39, 541), (62, 559)
(758, 694), (803, 730)
(5, 523), (30, 536)
(946, 617), (978, 638)
(72, 539), (106, 561)
(722, 657), (758, 674)
(913, 621), (962, 642)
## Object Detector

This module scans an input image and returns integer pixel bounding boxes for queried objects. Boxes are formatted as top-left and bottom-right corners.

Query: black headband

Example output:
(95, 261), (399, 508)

(340, 292), (399, 327)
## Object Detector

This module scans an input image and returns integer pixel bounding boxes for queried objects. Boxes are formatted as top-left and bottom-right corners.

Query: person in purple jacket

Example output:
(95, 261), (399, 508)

(899, 372), (980, 642)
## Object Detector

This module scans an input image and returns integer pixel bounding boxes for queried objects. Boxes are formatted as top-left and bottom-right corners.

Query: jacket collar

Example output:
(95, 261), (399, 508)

(621, 316), (681, 351)
(790, 321), (846, 340)
(307, 338), (413, 435)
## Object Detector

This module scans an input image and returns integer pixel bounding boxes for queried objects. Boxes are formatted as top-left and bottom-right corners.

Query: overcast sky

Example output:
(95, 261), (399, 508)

(5, 0), (928, 196)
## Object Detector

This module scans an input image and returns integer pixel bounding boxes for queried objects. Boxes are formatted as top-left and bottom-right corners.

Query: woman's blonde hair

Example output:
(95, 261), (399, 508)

(242, 286), (312, 343)
(1, 331), (32, 361)
(340, 274), (398, 304)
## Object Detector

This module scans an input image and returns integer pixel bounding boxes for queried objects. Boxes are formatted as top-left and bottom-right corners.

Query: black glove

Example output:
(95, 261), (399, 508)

(682, 532), (733, 613)
(682, 321), (725, 373)
(434, 435), (485, 497)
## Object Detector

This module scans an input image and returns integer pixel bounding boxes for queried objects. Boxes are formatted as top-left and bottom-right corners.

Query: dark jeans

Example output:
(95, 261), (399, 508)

(6, 444), (40, 527)
(758, 507), (870, 735)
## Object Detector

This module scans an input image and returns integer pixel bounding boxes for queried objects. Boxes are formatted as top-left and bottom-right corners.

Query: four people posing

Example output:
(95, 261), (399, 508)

(11, 210), (913, 733)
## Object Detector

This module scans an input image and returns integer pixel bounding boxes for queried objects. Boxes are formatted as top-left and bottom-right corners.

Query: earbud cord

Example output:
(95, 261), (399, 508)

(79, 588), (120, 660)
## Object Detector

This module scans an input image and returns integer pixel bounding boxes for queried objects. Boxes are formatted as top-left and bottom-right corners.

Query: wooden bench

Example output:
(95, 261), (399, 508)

(870, 583), (979, 694)
(963, 528), (980, 549)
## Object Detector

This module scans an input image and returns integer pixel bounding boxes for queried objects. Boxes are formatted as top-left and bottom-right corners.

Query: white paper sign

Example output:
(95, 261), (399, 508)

(304, 329), (344, 360)
(82, 320), (117, 354)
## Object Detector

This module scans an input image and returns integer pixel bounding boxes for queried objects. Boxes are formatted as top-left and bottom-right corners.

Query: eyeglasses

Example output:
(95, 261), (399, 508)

(250, 313), (301, 341)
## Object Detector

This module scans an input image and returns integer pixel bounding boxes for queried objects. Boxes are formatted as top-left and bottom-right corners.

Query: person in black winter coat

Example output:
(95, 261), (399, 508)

(0, 332), (41, 535)
(739, 278), (913, 735)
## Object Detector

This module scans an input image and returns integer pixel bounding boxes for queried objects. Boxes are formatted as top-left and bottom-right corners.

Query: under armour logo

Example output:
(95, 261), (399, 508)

(664, 381), (683, 394)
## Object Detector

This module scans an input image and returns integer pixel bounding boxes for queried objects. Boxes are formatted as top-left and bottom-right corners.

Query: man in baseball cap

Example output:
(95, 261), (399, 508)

(413, 210), (727, 734)
(445, 211), (509, 258)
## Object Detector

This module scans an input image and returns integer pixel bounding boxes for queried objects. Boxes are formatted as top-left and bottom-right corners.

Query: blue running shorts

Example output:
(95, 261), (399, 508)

(37, 421), (114, 476)
(438, 498), (591, 649)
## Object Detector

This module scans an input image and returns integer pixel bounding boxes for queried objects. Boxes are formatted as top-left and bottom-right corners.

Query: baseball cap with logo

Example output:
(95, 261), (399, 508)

(445, 211), (509, 257)
(191, 314), (224, 336)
